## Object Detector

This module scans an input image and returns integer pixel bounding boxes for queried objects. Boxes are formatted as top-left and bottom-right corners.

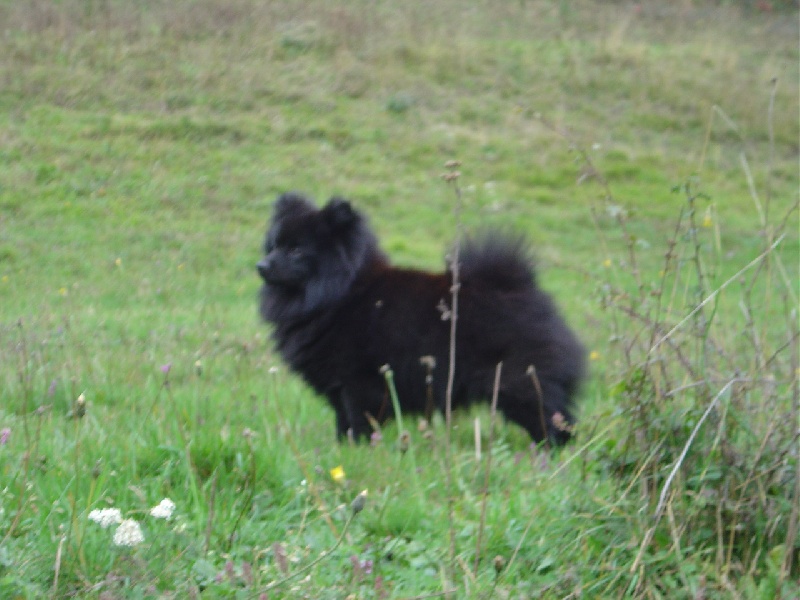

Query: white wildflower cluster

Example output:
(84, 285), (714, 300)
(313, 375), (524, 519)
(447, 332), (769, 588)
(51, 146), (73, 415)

(112, 519), (145, 547)
(149, 497), (176, 520)
(88, 508), (122, 529)
(88, 498), (177, 548)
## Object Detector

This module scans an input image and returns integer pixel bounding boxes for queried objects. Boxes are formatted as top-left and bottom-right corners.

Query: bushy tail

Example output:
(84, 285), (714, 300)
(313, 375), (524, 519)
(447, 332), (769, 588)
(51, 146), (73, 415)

(458, 232), (537, 291)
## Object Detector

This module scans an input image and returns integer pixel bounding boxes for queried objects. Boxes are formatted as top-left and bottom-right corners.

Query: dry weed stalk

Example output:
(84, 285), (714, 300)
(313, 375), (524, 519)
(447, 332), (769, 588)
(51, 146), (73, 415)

(473, 362), (503, 575)
(539, 94), (798, 593)
(440, 159), (463, 594)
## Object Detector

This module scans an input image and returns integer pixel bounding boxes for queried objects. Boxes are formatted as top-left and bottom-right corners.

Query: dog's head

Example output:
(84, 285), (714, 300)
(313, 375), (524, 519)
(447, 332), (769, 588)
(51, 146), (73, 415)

(257, 193), (384, 321)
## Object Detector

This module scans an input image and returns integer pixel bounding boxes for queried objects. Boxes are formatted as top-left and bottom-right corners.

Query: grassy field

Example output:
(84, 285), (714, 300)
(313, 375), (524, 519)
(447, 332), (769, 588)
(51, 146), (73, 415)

(0, 1), (798, 598)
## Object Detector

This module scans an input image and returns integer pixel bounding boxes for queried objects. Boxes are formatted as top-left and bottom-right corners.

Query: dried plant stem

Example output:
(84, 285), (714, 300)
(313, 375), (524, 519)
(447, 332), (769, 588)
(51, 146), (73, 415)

(70, 401), (88, 576)
(271, 395), (339, 537)
(1, 321), (35, 546)
(781, 307), (799, 583)
(652, 234), (786, 352)
(536, 113), (643, 299)
(382, 366), (406, 434)
(723, 419), (777, 577)
(52, 534), (66, 596)
(203, 471), (217, 554)
(656, 380), (731, 514)
(527, 365), (549, 449)
(255, 512), (356, 597)
(225, 438), (258, 549)
(382, 366), (424, 501)
(442, 162), (463, 592)
(631, 377), (740, 574)
(473, 362), (503, 575)
(683, 180), (710, 310)
(765, 77), (777, 209)
(402, 591), (459, 600)
(166, 382), (206, 544)
(445, 213), (461, 436)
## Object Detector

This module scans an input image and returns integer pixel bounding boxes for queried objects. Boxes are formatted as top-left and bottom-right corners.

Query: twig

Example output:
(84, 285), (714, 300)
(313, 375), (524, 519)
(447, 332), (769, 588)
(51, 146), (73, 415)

(382, 365), (406, 434)
(780, 302), (799, 584)
(52, 534), (66, 596)
(204, 471), (217, 553)
(656, 379), (737, 516)
(256, 510), (357, 596)
(473, 362), (503, 575)
(536, 113), (643, 298)
(1, 321), (34, 546)
(765, 77), (778, 215)
(226, 436), (257, 550)
(527, 365), (549, 448)
(652, 234), (786, 352)
(397, 591), (459, 600)
(382, 366), (424, 501)
(630, 378), (740, 574)
(271, 393), (339, 537)
(442, 160), (463, 592)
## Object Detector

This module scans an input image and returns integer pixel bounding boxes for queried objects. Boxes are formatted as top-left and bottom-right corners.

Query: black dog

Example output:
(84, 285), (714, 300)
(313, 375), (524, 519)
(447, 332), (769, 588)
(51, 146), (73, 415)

(257, 193), (585, 444)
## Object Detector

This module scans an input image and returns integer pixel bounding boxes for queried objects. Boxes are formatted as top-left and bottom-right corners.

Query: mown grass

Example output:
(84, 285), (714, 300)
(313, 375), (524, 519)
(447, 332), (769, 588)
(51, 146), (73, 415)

(0, 1), (798, 598)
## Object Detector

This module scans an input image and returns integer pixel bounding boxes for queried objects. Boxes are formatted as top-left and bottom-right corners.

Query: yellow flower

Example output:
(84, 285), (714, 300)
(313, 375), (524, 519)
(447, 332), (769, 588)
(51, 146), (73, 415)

(702, 209), (713, 228)
(602, 259), (612, 268)
(589, 351), (600, 361)
(115, 257), (122, 268)
(330, 465), (345, 483)
(1, 275), (8, 283)
(58, 287), (68, 296)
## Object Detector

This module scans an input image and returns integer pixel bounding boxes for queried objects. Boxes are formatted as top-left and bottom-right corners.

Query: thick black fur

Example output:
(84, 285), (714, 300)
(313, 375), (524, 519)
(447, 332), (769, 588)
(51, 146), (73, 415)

(257, 193), (586, 444)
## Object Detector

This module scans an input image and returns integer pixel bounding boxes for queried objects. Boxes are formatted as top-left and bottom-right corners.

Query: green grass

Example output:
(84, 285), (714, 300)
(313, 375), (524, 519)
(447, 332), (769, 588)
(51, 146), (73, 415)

(0, 0), (798, 597)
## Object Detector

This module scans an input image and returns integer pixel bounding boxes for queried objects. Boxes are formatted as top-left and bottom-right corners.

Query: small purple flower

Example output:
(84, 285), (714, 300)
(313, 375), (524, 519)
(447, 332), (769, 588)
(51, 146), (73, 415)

(370, 431), (382, 447)
(160, 363), (172, 374)
(241, 561), (253, 586)
(224, 560), (235, 582)
(0, 428), (10, 445)
(350, 555), (374, 576)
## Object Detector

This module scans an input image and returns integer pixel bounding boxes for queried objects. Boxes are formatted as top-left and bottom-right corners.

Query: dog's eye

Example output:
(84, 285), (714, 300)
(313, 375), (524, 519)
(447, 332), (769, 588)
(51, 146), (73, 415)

(288, 247), (303, 258)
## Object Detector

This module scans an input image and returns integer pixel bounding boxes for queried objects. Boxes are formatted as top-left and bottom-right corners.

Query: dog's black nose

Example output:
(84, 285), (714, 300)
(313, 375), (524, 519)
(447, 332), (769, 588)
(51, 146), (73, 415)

(256, 259), (270, 280)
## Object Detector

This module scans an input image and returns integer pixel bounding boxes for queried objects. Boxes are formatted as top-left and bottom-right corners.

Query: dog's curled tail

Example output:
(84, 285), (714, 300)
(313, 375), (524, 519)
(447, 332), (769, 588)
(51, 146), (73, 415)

(458, 232), (537, 291)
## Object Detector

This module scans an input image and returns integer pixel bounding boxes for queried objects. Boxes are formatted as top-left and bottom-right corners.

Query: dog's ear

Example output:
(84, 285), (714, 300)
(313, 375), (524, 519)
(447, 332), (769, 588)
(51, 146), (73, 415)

(273, 192), (314, 219)
(320, 197), (358, 229)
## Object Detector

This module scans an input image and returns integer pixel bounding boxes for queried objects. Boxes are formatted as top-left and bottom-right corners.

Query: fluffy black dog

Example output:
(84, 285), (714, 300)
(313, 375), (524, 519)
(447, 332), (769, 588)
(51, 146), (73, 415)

(257, 193), (585, 444)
